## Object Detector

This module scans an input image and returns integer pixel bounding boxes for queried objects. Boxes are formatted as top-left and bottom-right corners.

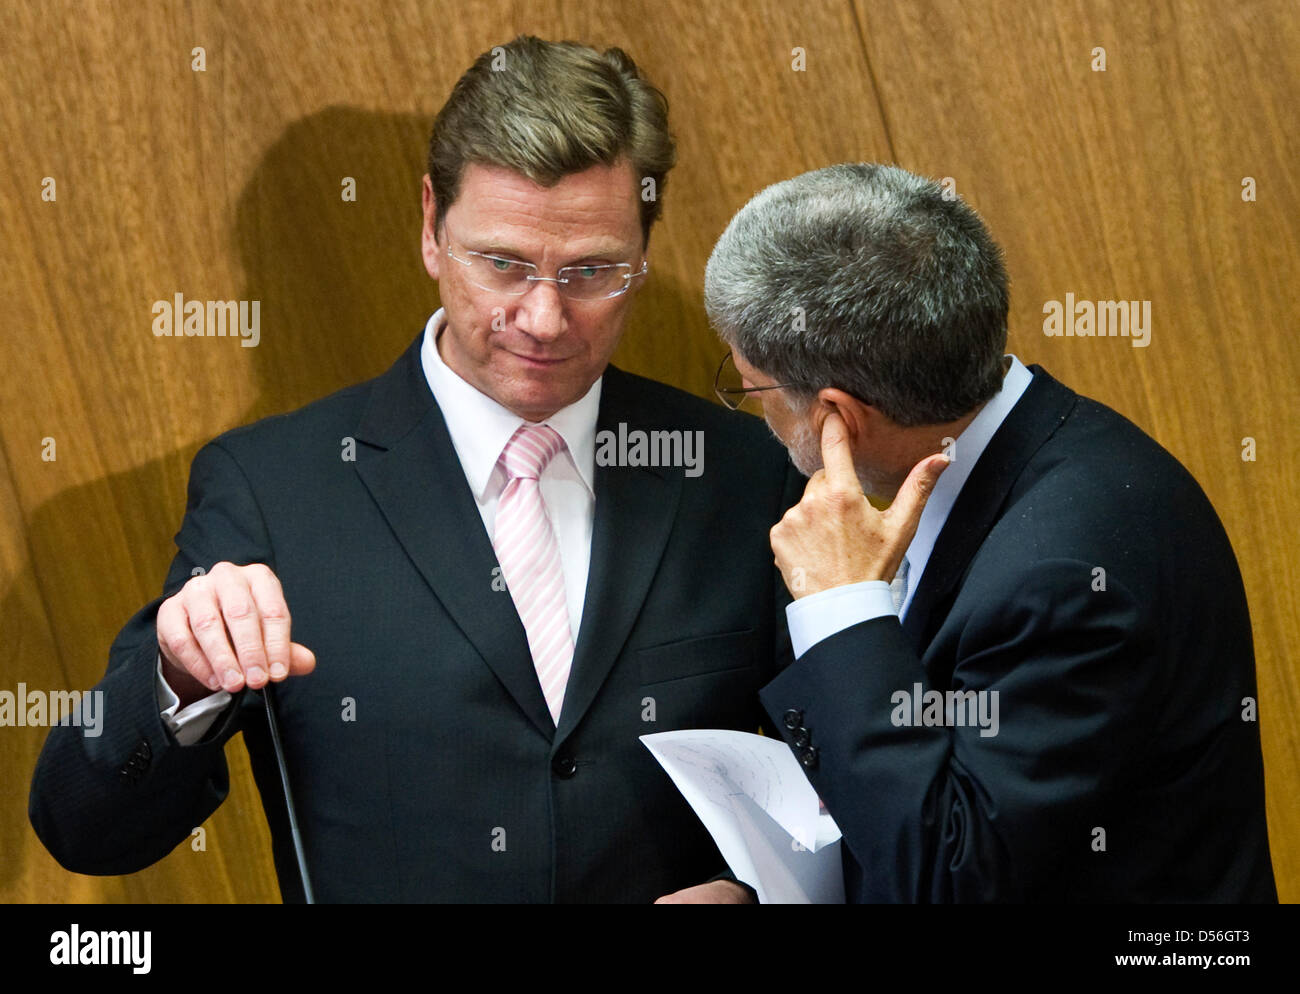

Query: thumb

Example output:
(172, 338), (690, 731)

(886, 453), (950, 543)
(288, 642), (316, 676)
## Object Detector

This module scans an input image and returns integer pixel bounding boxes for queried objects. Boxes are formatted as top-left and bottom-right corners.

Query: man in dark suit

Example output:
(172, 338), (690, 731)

(703, 162), (1277, 901)
(28, 36), (797, 902)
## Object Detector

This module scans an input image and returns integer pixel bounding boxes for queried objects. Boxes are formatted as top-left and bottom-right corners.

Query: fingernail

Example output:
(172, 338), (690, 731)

(247, 666), (266, 683)
(270, 663), (287, 679)
(206, 675), (221, 690)
(223, 669), (242, 689)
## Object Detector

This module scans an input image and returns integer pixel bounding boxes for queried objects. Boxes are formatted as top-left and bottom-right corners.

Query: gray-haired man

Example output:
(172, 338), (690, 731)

(704, 163), (1276, 902)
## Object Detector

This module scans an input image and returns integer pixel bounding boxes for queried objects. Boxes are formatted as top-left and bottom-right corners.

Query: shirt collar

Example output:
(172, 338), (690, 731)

(900, 354), (1033, 616)
(419, 308), (601, 498)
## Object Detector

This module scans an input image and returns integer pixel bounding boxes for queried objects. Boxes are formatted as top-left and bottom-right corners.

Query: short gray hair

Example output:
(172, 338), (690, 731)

(703, 163), (1008, 426)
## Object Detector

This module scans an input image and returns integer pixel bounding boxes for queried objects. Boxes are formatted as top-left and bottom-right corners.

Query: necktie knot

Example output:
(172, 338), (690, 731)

(500, 424), (565, 482)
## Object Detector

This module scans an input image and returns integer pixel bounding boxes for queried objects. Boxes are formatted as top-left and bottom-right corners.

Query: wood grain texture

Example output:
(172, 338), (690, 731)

(855, 0), (1300, 901)
(1, 0), (1293, 902)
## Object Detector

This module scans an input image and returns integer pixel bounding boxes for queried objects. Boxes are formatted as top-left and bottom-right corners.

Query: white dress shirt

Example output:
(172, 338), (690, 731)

(157, 308), (601, 744)
(786, 355), (1033, 658)
(419, 308), (599, 637)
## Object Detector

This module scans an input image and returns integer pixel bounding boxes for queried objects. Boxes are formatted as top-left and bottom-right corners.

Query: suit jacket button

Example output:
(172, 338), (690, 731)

(800, 747), (819, 770)
(783, 709), (804, 731)
(552, 754), (577, 779)
(792, 728), (811, 749)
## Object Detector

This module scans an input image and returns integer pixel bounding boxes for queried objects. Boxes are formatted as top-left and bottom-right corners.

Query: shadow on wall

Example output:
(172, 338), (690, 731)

(9, 107), (438, 899)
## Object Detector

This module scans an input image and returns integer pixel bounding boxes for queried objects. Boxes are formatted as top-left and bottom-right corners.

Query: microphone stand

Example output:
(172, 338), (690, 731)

(262, 682), (315, 904)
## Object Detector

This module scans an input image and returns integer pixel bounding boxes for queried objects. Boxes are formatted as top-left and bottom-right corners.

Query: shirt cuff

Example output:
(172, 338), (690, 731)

(156, 653), (233, 746)
(786, 581), (898, 659)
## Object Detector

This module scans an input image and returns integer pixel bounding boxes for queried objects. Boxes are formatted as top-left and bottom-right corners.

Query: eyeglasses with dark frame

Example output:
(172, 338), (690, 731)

(713, 351), (801, 410)
(442, 224), (648, 301)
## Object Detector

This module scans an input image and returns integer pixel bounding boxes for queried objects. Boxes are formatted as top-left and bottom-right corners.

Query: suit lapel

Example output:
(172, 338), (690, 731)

(353, 332), (553, 738)
(554, 366), (682, 745)
(902, 365), (1078, 650)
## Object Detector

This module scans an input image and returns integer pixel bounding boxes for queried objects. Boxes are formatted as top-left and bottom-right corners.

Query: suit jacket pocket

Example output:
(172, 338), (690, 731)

(637, 628), (757, 686)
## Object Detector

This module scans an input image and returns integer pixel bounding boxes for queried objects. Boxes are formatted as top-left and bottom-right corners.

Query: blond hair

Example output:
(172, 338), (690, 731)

(427, 35), (676, 246)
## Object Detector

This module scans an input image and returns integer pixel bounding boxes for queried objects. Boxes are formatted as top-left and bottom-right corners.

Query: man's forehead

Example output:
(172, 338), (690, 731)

(450, 160), (642, 254)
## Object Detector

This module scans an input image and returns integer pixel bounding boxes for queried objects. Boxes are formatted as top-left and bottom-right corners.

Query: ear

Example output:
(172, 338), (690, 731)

(421, 175), (441, 281)
(813, 387), (876, 453)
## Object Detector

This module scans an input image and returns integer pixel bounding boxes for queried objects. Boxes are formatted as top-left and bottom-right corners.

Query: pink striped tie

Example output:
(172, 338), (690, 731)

(493, 424), (573, 725)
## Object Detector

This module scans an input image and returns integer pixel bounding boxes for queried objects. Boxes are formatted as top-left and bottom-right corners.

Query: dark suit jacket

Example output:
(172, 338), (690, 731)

(761, 364), (1277, 902)
(30, 330), (803, 902)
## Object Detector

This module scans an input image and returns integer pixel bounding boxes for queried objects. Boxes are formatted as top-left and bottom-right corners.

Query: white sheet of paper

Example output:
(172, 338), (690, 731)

(641, 728), (845, 903)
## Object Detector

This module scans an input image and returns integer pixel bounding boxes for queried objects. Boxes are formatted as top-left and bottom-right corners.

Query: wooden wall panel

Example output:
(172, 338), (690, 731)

(1, 0), (1293, 902)
(855, 0), (1300, 900)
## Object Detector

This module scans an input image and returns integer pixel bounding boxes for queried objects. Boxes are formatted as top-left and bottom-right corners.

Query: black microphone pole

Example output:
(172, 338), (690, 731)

(262, 682), (315, 904)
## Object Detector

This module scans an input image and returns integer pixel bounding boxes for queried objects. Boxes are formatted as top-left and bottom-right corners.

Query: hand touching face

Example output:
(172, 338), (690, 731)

(770, 412), (949, 598)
